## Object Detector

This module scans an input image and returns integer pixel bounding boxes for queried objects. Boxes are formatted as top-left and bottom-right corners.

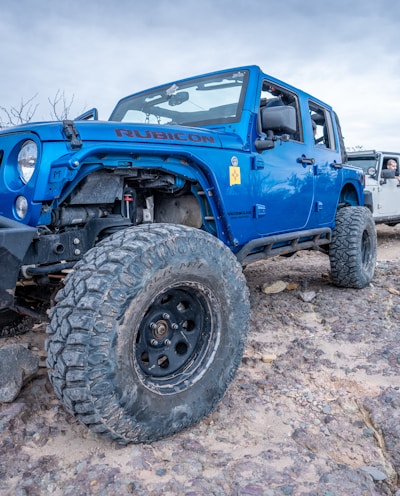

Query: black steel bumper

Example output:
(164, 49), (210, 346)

(0, 216), (36, 310)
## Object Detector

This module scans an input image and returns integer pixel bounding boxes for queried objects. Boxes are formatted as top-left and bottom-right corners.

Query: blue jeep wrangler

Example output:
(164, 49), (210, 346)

(0, 66), (376, 443)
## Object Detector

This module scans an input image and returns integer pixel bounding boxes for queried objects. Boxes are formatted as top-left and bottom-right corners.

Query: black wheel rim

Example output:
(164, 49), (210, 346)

(134, 283), (217, 393)
(361, 229), (372, 268)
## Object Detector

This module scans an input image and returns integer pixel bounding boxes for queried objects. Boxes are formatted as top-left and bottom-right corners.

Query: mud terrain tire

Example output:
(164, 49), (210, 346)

(46, 224), (250, 444)
(329, 206), (376, 288)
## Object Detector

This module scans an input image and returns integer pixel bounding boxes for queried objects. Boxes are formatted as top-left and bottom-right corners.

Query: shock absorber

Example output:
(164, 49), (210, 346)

(123, 188), (136, 222)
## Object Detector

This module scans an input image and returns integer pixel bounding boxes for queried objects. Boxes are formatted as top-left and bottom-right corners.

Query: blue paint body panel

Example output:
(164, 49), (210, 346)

(0, 65), (365, 310)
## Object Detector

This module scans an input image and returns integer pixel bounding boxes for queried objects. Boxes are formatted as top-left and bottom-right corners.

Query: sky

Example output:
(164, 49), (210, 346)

(1, 0), (399, 151)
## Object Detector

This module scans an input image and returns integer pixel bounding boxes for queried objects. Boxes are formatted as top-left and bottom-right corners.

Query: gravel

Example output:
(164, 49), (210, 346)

(0, 225), (399, 495)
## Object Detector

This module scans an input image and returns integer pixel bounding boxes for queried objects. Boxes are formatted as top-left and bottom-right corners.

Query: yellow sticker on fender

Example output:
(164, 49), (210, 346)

(229, 166), (241, 186)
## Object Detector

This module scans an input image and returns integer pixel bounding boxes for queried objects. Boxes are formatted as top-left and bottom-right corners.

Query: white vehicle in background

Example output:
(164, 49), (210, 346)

(347, 150), (400, 225)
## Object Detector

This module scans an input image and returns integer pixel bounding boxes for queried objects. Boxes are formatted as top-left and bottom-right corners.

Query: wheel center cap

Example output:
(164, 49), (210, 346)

(153, 320), (168, 339)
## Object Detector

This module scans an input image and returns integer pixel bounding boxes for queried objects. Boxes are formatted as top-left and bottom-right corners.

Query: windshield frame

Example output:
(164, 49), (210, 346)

(109, 69), (249, 128)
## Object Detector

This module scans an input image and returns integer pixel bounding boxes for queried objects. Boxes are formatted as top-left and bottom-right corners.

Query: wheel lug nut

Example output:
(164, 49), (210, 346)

(162, 313), (170, 320)
(150, 339), (158, 346)
(150, 322), (157, 330)
(164, 339), (171, 346)
(171, 323), (178, 330)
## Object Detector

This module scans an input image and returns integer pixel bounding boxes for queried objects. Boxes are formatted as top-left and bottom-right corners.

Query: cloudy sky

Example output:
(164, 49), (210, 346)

(1, 0), (399, 151)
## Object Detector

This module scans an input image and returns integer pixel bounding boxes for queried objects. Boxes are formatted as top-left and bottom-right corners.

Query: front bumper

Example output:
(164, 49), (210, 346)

(0, 216), (36, 310)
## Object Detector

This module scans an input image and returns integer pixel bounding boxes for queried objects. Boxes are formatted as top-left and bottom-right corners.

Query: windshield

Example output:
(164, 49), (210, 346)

(109, 70), (249, 127)
(347, 157), (377, 173)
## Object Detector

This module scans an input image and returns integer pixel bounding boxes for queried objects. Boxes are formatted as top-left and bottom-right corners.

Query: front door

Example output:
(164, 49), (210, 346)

(252, 80), (314, 235)
(252, 140), (314, 235)
(375, 155), (400, 217)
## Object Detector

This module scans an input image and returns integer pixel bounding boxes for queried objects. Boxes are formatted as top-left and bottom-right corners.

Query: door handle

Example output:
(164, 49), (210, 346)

(297, 156), (315, 165)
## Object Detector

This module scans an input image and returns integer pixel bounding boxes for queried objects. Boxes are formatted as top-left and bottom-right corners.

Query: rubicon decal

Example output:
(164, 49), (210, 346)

(115, 128), (216, 144)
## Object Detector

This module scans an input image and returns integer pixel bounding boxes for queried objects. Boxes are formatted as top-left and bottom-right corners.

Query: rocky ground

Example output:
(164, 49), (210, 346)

(1, 225), (400, 495)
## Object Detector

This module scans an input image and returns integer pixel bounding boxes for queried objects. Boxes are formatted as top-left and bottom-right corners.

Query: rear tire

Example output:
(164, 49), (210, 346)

(46, 224), (250, 444)
(329, 206), (376, 288)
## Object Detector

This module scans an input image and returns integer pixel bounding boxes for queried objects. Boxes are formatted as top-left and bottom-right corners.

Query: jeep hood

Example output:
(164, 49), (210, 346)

(2, 120), (245, 150)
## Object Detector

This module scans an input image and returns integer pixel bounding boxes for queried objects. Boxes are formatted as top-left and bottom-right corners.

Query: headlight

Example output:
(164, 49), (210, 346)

(17, 140), (37, 184)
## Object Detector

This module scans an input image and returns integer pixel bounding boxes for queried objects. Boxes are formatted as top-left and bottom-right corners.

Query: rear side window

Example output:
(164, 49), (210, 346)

(309, 101), (336, 151)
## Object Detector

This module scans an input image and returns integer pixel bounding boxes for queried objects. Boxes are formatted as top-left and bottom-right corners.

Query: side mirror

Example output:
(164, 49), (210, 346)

(256, 106), (296, 152)
(260, 105), (297, 135)
(380, 169), (396, 185)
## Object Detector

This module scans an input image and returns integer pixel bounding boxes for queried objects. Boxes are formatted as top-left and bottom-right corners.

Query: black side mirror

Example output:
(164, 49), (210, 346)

(256, 106), (296, 152)
(380, 169), (396, 185)
(260, 105), (297, 135)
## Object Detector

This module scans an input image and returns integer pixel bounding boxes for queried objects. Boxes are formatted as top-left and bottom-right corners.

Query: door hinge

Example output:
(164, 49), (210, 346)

(315, 201), (324, 212)
(253, 204), (267, 218)
(251, 156), (265, 170)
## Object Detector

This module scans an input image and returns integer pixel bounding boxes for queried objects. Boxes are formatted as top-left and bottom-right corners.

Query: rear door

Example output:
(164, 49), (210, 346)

(307, 101), (344, 226)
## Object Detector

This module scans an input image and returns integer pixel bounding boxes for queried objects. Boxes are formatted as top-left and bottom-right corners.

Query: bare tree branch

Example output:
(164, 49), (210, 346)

(0, 94), (39, 127)
(48, 90), (75, 121)
(346, 145), (365, 152)
(0, 90), (76, 128)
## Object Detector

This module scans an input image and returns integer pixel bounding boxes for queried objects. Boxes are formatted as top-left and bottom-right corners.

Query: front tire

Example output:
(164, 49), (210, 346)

(46, 224), (250, 444)
(329, 206), (377, 288)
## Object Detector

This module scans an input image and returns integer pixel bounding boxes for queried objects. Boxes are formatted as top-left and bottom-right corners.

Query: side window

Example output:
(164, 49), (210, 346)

(383, 157), (399, 173)
(260, 81), (302, 142)
(309, 101), (336, 150)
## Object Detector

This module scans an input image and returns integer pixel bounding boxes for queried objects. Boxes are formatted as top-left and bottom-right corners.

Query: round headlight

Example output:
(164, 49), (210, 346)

(15, 196), (28, 219)
(18, 140), (38, 184)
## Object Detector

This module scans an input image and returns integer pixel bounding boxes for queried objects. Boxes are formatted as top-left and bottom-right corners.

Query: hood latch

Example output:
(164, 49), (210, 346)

(62, 120), (83, 149)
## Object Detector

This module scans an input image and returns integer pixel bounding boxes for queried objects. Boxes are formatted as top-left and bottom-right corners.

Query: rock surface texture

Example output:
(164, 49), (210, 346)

(0, 344), (39, 402)
(0, 225), (399, 495)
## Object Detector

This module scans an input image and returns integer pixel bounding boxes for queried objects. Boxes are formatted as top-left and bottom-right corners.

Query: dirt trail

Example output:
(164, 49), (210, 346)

(0, 225), (400, 495)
